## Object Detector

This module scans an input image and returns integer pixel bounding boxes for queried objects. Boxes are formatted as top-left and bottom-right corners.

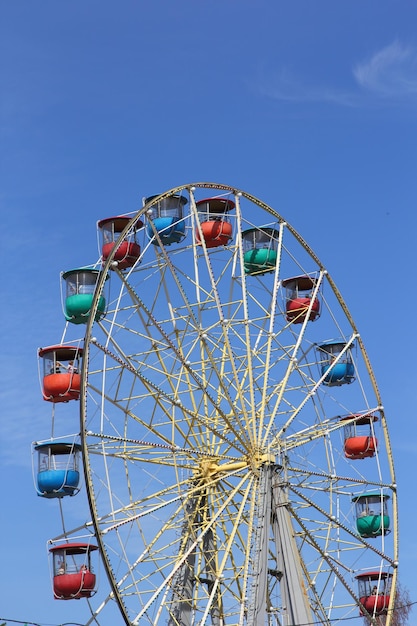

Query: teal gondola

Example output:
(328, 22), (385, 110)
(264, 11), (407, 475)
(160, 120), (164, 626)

(352, 492), (390, 538)
(241, 227), (280, 275)
(62, 268), (108, 324)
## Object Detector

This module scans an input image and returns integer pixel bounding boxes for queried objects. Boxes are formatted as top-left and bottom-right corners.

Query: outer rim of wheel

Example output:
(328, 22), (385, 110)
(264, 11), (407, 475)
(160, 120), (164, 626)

(78, 182), (398, 625)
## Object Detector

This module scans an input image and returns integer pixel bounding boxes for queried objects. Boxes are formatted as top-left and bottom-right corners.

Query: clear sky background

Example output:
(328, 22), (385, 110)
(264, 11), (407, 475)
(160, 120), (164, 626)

(1, 1), (417, 625)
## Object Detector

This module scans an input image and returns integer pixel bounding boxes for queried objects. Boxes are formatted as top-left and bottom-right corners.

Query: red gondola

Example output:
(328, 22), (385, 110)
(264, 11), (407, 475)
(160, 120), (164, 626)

(282, 275), (320, 323)
(50, 543), (98, 600)
(356, 571), (392, 616)
(98, 215), (143, 270)
(195, 198), (234, 248)
(341, 414), (378, 459)
(38, 345), (83, 403)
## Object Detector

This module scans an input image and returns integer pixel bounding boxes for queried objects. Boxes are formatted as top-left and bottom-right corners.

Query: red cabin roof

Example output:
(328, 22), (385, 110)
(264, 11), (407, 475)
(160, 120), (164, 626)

(282, 275), (317, 290)
(195, 197), (235, 212)
(97, 216), (143, 231)
(356, 571), (392, 580)
(50, 543), (98, 554)
(340, 413), (379, 426)
(39, 345), (83, 359)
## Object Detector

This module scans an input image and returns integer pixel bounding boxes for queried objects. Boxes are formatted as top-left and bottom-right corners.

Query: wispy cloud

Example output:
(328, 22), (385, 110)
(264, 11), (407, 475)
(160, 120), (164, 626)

(256, 67), (357, 107)
(353, 40), (417, 98)
(256, 41), (417, 107)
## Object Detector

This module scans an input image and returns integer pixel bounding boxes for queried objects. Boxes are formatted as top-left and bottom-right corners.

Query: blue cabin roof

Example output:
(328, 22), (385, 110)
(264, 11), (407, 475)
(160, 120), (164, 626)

(35, 440), (82, 453)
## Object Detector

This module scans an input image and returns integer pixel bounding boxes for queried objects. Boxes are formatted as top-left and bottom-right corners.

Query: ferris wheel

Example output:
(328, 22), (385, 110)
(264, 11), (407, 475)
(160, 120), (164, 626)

(39, 183), (398, 626)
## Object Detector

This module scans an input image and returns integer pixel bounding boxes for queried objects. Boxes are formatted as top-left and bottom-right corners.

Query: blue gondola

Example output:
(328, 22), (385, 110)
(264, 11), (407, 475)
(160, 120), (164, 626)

(35, 441), (82, 498)
(146, 194), (188, 245)
(317, 341), (355, 386)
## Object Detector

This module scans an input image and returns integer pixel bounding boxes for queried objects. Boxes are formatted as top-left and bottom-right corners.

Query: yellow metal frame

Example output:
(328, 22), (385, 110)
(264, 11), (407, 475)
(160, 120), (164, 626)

(65, 183), (399, 626)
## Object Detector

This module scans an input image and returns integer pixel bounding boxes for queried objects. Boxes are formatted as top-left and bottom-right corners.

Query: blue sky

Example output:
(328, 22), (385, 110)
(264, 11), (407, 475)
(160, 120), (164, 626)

(1, 1), (417, 624)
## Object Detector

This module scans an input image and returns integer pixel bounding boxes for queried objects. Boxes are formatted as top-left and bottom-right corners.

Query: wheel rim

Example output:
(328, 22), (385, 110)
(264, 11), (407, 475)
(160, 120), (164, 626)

(75, 183), (397, 625)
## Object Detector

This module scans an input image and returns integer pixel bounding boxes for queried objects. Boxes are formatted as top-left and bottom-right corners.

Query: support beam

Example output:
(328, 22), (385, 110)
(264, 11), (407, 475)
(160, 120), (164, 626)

(168, 496), (198, 626)
(272, 469), (314, 626)
(246, 465), (272, 625)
